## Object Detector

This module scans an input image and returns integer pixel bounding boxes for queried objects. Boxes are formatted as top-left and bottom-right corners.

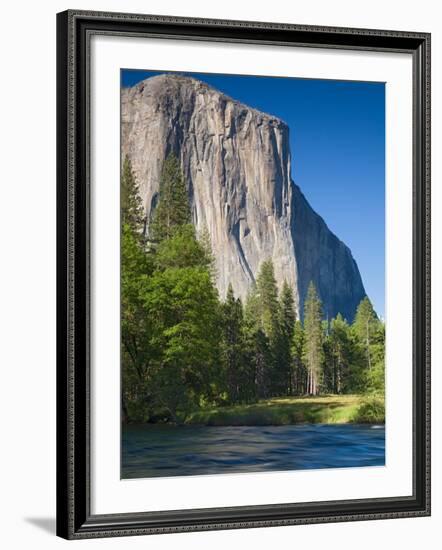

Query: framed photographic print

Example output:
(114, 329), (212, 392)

(56, 10), (431, 539)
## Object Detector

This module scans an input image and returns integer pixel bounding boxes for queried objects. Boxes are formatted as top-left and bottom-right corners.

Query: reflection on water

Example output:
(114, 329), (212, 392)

(122, 424), (385, 479)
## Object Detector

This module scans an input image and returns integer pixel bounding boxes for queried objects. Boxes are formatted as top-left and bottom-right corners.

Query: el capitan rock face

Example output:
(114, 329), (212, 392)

(121, 73), (366, 321)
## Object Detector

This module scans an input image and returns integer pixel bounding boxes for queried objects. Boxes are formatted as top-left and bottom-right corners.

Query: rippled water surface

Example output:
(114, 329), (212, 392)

(122, 424), (385, 479)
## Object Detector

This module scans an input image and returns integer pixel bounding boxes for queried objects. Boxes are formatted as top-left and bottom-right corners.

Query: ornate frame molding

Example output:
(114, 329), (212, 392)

(56, 10), (430, 539)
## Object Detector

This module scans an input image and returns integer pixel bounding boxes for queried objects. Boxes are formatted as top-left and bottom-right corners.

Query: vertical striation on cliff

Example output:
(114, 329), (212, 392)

(121, 73), (366, 321)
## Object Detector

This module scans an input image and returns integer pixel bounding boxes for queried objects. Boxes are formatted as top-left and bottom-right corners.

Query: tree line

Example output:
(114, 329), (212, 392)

(121, 154), (385, 424)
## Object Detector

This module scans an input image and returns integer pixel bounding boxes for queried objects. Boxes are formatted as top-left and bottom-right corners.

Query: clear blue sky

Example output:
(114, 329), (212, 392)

(122, 69), (385, 317)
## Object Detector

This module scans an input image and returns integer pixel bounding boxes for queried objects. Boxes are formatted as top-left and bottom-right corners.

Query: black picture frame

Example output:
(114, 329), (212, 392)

(56, 9), (431, 540)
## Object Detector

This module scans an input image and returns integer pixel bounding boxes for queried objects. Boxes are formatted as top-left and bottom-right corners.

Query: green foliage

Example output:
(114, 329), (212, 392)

(275, 281), (296, 395)
(354, 395), (385, 424)
(242, 262), (293, 398)
(353, 296), (378, 370)
(365, 321), (385, 393)
(121, 232), (153, 422)
(149, 154), (191, 243)
(220, 285), (254, 404)
(120, 155), (152, 422)
(155, 224), (211, 270)
(349, 297), (385, 393)
(121, 154), (222, 423)
(243, 290), (272, 399)
(141, 264), (221, 422)
(323, 314), (354, 394)
(280, 281), (296, 334)
(187, 395), (374, 426)
(303, 282), (324, 395)
(197, 225), (217, 280)
(291, 320), (307, 394)
(121, 153), (385, 425)
(255, 260), (280, 341)
(121, 155), (145, 236)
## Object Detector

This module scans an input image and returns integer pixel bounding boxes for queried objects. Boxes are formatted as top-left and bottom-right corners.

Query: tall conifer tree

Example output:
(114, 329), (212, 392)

(255, 260), (280, 340)
(244, 289), (271, 399)
(221, 284), (248, 403)
(149, 154), (191, 242)
(328, 313), (352, 393)
(121, 155), (145, 237)
(353, 296), (377, 371)
(255, 260), (282, 395)
(302, 281), (324, 395)
(277, 281), (296, 394)
(121, 156), (152, 421)
(291, 320), (306, 394)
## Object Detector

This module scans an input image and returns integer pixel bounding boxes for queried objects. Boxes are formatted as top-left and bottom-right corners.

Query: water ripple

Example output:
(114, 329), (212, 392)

(122, 424), (385, 479)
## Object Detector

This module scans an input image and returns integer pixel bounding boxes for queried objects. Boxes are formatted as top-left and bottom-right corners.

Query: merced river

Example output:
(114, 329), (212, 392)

(122, 423), (385, 479)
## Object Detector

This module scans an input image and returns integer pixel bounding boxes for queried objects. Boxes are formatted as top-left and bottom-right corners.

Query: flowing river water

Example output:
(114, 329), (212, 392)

(122, 424), (385, 479)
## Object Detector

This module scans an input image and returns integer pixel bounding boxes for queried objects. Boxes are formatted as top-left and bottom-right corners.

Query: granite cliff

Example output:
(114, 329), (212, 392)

(121, 74), (366, 321)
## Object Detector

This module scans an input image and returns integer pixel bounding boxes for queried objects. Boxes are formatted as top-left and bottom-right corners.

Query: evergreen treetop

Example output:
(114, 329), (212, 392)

(121, 155), (145, 236)
(149, 154), (192, 242)
(279, 280), (296, 335)
(256, 259), (279, 340)
(302, 281), (324, 395)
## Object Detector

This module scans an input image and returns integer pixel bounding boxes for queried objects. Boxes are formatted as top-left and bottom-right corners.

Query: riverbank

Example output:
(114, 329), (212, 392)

(186, 394), (384, 426)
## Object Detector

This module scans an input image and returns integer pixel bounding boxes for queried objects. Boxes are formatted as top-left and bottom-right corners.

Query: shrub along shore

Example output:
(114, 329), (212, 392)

(183, 394), (384, 426)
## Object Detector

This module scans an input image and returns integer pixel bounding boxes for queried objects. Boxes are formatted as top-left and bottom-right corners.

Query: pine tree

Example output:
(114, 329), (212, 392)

(143, 263), (221, 422)
(352, 297), (385, 394)
(149, 154), (191, 242)
(322, 330), (333, 394)
(255, 260), (283, 395)
(277, 281), (296, 395)
(328, 313), (352, 393)
(366, 321), (385, 393)
(120, 155), (153, 422)
(121, 223), (155, 422)
(220, 284), (247, 404)
(291, 320), (306, 394)
(353, 296), (378, 371)
(137, 153), (222, 422)
(244, 289), (271, 399)
(255, 260), (280, 340)
(280, 281), (296, 335)
(121, 155), (145, 236)
(197, 224), (217, 281)
(302, 281), (324, 395)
